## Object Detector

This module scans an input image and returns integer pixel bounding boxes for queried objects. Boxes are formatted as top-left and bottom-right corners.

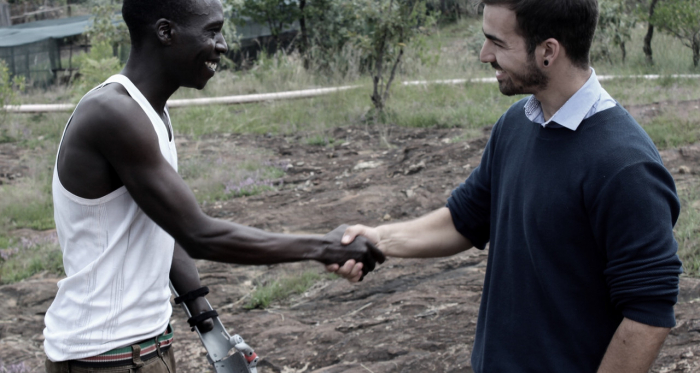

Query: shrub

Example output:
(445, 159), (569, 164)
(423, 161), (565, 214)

(0, 60), (26, 126)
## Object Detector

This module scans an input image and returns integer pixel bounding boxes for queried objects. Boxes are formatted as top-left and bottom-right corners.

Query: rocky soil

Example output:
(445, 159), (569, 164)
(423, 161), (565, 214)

(1, 99), (700, 372)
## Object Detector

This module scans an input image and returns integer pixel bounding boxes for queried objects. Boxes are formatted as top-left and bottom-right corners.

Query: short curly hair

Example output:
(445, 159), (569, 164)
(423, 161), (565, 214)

(481, 0), (598, 69)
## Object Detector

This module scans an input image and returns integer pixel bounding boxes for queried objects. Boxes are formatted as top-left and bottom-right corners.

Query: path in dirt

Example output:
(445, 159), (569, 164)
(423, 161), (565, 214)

(1, 101), (700, 372)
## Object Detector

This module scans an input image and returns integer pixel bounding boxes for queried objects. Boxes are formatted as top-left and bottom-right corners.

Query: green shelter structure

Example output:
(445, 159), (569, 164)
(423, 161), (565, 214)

(0, 15), (94, 85)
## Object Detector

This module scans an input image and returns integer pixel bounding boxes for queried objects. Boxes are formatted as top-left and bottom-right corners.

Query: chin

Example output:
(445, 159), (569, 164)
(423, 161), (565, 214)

(183, 80), (210, 90)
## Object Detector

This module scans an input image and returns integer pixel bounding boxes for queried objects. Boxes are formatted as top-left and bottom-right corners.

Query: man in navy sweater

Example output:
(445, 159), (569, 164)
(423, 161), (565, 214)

(328, 0), (683, 371)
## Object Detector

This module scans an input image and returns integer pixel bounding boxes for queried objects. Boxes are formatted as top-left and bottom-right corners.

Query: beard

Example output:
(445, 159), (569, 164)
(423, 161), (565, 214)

(493, 55), (548, 96)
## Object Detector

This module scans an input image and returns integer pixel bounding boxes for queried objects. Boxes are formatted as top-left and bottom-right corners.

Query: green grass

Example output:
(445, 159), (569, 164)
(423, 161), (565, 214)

(0, 236), (63, 284)
(171, 77), (523, 140)
(179, 147), (287, 204)
(1, 111), (67, 147)
(0, 182), (55, 233)
(675, 186), (700, 277)
(304, 134), (338, 146)
(245, 271), (337, 309)
(641, 115), (700, 150)
(602, 77), (700, 106)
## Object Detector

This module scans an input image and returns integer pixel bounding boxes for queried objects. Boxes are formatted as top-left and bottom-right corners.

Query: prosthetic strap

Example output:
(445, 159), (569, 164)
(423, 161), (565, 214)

(186, 310), (219, 331)
(174, 287), (220, 331)
(174, 286), (210, 305)
(170, 283), (259, 373)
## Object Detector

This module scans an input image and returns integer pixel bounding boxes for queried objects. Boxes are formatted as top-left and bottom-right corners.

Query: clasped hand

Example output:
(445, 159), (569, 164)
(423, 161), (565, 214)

(320, 224), (385, 281)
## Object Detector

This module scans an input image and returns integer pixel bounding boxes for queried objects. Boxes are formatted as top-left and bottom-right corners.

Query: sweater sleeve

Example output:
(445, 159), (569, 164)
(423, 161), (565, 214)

(446, 125), (498, 250)
(590, 161), (683, 328)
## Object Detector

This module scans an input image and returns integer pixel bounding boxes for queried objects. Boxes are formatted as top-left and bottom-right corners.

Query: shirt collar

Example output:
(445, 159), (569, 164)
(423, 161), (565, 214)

(523, 68), (603, 131)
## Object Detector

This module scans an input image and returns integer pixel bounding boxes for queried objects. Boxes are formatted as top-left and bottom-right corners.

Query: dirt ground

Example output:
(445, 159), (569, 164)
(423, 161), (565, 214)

(1, 99), (700, 372)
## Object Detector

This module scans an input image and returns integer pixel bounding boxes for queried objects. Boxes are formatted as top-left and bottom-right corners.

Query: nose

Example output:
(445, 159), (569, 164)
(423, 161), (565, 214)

(479, 39), (494, 64)
(216, 34), (228, 54)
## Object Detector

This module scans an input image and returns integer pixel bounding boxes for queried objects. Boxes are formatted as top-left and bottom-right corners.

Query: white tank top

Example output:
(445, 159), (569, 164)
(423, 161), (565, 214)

(44, 75), (178, 362)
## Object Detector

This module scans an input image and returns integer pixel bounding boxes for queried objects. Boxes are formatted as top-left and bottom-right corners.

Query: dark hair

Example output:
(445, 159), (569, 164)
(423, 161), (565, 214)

(122, 0), (194, 46)
(481, 0), (598, 69)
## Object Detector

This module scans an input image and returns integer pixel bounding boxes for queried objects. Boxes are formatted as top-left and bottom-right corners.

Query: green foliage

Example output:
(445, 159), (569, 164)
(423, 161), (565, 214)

(359, 0), (437, 112)
(71, 1), (128, 94)
(245, 271), (336, 309)
(426, 0), (478, 22)
(232, 0), (300, 45)
(71, 41), (124, 96)
(592, 0), (636, 64)
(87, 2), (129, 48)
(219, 0), (243, 69)
(0, 60), (26, 126)
(650, 0), (700, 67)
(301, 0), (371, 74)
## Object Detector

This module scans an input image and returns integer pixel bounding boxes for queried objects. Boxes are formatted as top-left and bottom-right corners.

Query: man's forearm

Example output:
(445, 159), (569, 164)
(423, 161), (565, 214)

(180, 218), (322, 264)
(331, 208), (475, 282)
(598, 317), (670, 373)
(376, 207), (473, 258)
(170, 243), (210, 314)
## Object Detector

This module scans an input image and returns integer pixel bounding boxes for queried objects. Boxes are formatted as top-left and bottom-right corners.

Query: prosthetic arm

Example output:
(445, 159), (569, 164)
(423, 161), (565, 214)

(170, 283), (259, 373)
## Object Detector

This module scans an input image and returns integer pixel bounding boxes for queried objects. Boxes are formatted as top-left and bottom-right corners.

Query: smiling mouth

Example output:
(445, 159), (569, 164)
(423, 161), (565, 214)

(205, 61), (218, 71)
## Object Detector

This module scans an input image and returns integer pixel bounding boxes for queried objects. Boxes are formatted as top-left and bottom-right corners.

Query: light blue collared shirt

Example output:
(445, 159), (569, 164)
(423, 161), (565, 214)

(523, 68), (617, 130)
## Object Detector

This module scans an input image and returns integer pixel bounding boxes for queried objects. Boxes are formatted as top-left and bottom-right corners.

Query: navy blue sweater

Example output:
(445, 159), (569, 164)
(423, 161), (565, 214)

(447, 100), (683, 372)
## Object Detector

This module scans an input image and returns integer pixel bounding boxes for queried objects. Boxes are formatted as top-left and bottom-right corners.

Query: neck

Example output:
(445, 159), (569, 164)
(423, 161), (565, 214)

(121, 47), (180, 114)
(534, 66), (592, 121)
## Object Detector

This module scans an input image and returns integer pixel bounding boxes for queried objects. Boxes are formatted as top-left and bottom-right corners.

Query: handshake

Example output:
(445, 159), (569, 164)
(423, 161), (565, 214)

(319, 224), (385, 282)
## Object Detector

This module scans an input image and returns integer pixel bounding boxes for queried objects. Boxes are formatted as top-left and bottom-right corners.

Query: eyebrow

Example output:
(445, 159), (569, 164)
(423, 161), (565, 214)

(483, 30), (506, 45)
(205, 19), (224, 28)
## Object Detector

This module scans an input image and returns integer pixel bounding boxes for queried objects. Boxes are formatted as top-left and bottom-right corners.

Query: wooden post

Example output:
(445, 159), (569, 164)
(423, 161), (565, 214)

(9, 47), (14, 76)
(0, 3), (10, 27)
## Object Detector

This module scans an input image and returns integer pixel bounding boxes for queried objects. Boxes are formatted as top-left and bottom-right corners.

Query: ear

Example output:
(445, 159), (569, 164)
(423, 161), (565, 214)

(155, 19), (174, 46)
(538, 38), (560, 68)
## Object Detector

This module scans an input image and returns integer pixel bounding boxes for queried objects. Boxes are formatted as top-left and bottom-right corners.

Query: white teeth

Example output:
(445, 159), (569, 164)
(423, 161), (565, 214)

(205, 62), (217, 71)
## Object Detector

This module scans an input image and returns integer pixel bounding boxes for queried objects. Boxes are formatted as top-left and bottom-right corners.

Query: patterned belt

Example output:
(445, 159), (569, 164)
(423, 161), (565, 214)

(72, 325), (174, 368)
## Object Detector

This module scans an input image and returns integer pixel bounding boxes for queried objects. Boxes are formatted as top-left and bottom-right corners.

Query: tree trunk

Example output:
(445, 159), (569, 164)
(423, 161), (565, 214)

(693, 38), (699, 67)
(298, 0), (309, 69)
(620, 41), (626, 64)
(371, 43), (386, 111)
(643, 0), (659, 65)
(370, 27), (388, 112)
(383, 48), (403, 104)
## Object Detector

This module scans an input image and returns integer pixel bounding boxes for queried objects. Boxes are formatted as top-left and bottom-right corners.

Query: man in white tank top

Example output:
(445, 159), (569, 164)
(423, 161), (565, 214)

(44, 0), (384, 371)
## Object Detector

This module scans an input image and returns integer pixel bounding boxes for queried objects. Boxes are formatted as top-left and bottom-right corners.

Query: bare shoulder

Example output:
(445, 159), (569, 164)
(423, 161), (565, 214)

(70, 83), (152, 140)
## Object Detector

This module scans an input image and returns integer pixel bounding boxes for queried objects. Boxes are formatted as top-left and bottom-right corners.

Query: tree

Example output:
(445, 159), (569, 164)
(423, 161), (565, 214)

(642, 0), (659, 64)
(426, 0), (477, 21)
(299, 0), (369, 74)
(234, 0), (300, 48)
(592, 0), (636, 63)
(651, 0), (700, 67)
(356, 0), (435, 113)
(87, 1), (129, 59)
